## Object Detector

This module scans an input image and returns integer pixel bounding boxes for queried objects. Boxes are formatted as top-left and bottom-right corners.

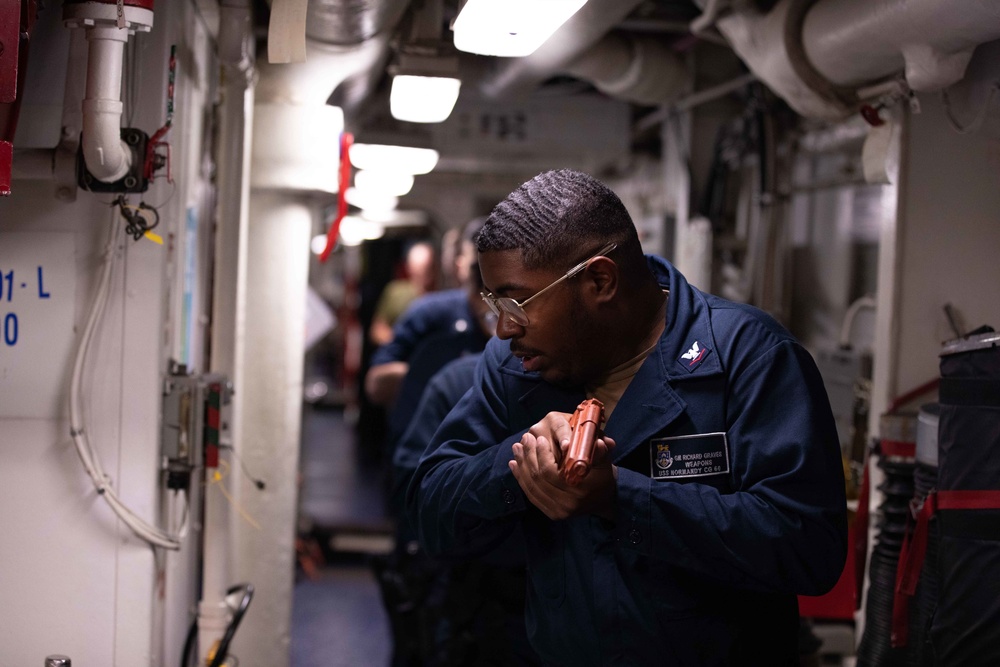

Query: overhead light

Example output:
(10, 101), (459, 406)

(311, 234), (331, 255)
(360, 209), (429, 227)
(354, 169), (415, 197)
(338, 216), (386, 247)
(344, 187), (399, 214)
(453, 0), (588, 57)
(388, 50), (461, 124)
(390, 75), (461, 123)
(350, 144), (440, 175)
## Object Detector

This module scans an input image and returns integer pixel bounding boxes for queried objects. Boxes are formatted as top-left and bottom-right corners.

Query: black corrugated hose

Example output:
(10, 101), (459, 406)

(857, 451), (914, 667)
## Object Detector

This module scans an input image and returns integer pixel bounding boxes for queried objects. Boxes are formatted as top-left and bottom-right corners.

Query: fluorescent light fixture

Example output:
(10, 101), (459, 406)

(339, 216), (385, 246)
(360, 208), (429, 226)
(453, 0), (589, 57)
(344, 187), (399, 214)
(354, 169), (415, 197)
(350, 144), (440, 175)
(390, 75), (461, 123)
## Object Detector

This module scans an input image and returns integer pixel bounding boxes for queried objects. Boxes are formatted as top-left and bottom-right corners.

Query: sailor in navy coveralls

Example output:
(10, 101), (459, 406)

(407, 170), (846, 666)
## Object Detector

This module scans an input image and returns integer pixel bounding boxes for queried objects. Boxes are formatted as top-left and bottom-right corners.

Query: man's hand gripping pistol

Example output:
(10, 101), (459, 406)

(560, 398), (606, 486)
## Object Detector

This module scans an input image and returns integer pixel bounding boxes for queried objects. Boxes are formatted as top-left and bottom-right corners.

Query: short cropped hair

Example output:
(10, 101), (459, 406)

(476, 170), (640, 269)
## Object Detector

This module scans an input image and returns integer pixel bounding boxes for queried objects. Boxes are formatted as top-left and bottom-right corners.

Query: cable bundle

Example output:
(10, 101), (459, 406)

(69, 216), (181, 550)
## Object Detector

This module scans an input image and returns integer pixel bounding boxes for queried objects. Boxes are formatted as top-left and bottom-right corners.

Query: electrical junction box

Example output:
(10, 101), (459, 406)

(161, 369), (230, 490)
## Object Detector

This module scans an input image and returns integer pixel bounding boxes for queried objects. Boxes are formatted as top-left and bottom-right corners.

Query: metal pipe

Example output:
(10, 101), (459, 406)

(803, 0), (1000, 92)
(716, 0), (1000, 120)
(633, 73), (756, 135)
(564, 32), (691, 107)
(200, 2), (254, 663)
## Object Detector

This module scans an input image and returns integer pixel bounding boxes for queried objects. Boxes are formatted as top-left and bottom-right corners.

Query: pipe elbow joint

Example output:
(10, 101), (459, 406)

(81, 98), (132, 182)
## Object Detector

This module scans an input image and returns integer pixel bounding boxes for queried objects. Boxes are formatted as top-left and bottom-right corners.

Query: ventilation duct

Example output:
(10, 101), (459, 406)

(710, 0), (1000, 120)
(564, 32), (690, 106)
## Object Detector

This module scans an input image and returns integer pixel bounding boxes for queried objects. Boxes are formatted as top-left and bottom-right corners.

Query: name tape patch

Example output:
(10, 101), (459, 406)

(650, 432), (729, 480)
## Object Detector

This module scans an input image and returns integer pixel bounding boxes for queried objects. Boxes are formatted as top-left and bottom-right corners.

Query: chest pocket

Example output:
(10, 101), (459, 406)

(617, 374), (733, 492)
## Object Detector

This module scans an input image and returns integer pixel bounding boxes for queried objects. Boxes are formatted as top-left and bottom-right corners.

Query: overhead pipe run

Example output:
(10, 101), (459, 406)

(564, 32), (691, 107)
(709, 0), (1000, 121)
(64, 1), (154, 183)
(802, 0), (1000, 94)
(477, 0), (646, 100)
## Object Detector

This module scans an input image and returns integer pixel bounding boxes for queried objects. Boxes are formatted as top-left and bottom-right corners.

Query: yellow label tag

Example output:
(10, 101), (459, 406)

(144, 231), (164, 245)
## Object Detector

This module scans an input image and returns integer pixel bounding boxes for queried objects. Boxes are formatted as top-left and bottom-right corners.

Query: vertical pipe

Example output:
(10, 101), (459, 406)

(232, 193), (312, 667)
(81, 25), (131, 182)
(201, 2), (255, 662)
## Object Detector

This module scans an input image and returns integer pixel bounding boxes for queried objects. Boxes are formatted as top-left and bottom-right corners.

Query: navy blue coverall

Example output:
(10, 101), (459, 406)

(371, 288), (491, 444)
(407, 256), (847, 666)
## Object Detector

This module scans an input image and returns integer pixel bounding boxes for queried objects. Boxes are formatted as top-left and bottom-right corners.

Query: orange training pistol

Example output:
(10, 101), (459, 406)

(561, 398), (606, 486)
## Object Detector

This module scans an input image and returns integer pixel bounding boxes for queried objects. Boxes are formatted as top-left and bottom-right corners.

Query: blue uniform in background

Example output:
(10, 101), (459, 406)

(391, 354), (481, 513)
(392, 354), (540, 666)
(371, 288), (491, 445)
(407, 256), (847, 666)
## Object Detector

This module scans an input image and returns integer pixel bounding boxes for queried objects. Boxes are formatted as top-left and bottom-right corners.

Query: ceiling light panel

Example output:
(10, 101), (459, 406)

(350, 144), (440, 175)
(390, 75), (461, 123)
(353, 169), (415, 197)
(453, 0), (589, 57)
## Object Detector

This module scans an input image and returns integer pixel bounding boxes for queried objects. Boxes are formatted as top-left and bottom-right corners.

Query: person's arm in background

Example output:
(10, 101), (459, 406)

(365, 361), (409, 406)
(364, 294), (436, 406)
(369, 317), (396, 348)
(368, 281), (416, 348)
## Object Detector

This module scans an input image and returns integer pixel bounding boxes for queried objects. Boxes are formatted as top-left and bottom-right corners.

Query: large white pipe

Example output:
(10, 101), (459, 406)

(714, 0), (1000, 120)
(564, 33), (690, 106)
(803, 0), (1000, 92)
(81, 25), (132, 182)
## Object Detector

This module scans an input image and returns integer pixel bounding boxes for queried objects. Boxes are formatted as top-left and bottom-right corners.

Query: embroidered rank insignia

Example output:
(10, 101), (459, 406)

(677, 340), (711, 373)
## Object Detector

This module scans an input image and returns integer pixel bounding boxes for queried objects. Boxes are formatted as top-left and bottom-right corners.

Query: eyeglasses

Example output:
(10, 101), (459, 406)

(480, 242), (617, 326)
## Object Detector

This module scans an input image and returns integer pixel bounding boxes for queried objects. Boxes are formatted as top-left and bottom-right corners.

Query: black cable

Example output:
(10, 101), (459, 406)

(209, 583), (255, 667)
(181, 616), (198, 667)
(179, 583), (255, 667)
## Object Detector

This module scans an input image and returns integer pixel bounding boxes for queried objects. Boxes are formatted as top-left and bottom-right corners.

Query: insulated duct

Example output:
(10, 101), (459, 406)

(564, 32), (690, 106)
(257, 0), (408, 107)
(306, 0), (408, 45)
(711, 0), (1000, 120)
